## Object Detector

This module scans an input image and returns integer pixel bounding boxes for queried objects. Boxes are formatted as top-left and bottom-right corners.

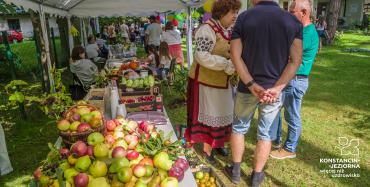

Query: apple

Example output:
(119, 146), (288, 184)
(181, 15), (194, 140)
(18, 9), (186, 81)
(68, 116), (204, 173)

(75, 155), (91, 172)
(134, 180), (147, 187)
(71, 114), (81, 122)
(74, 173), (89, 187)
(68, 155), (78, 165)
(64, 168), (79, 184)
(153, 152), (173, 171)
(115, 117), (127, 126)
(126, 150), (139, 160)
(160, 177), (179, 187)
(86, 146), (94, 157)
(133, 164), (146, 178)
(117, 166), (133, 183)
(124, 135), (139, 144)
(105, 134), (115, 145)
(87, 132), (105, 145)
(109, 157), (130, 173)
(141, 133), (150, 143)
(76, 107), (90, 116)
(57, 119), (70, 131)
(111, 175), (125, 187)
(139, 157), (153, 167)
(106, 120), (117, 131)
(113, 139), (128, 150)
(144, 165), (154, 177)
(70, 121), (81, 131)
(114, 125), (124, 132)
(87, 177), (110, 187)
(77, 123), (91, 133)
(168, 166), (184, 182)
(150, 131), (159, 139)
(71, 141), (87, 157)
(158, 168), (168, 181)
(126, 121), (138, 133)
(173, 158), (189, 171)
(90, 118), (102, 128)
(114, 131), (125, 139)
(81, 113), (93, 123)
(33, 167), (42, 180)
(39, 175), (52, 187)
(112, 146), (127, 158)
(94, 143), (109, 158)
(89, 160), (108, 177)
(59, 148), (70, 159)
(129, 154), (144, 167)
(90, 110), (102, 120)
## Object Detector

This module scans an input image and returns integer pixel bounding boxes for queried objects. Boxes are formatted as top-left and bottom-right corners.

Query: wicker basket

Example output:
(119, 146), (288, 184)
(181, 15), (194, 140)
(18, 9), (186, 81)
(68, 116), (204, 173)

(59, 104), (106, 146)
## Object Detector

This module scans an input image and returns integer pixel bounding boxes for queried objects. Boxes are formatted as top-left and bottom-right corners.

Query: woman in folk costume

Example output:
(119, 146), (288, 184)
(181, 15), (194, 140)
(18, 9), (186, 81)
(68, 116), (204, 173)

(185, 0), (241, 162)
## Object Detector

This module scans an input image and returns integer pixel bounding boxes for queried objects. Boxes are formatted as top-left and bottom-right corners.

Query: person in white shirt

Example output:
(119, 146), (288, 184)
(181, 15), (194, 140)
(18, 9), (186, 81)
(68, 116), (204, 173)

(85, 35), (105, 63)
(120, 22), (130, 42)
(145, 16), (162, 50)
(161, 21), (184, 67)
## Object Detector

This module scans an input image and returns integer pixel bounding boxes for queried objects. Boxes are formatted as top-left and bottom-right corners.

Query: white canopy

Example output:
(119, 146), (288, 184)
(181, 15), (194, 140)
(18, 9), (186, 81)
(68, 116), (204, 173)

(5, 0), (203, 17)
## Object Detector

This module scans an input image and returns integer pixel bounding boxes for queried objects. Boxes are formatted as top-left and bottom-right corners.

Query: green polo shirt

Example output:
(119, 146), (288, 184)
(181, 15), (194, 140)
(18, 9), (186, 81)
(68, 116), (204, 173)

(296, 23), (319, 76)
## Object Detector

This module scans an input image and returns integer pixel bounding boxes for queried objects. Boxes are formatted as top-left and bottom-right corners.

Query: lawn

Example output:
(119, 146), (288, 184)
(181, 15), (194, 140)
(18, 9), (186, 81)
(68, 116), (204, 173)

(0, 31), (369, 187)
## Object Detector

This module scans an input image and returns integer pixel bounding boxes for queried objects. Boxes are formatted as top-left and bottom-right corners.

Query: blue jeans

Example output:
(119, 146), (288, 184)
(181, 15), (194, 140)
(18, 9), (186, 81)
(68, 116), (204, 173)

(274, 77), (309, 152)
(233, 92), (282, 141)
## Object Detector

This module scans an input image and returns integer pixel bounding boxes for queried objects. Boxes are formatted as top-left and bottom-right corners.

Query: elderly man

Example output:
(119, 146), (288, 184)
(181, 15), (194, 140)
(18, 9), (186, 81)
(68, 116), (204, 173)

(271, 0), (319, 159)
(224, 0), (303, 186)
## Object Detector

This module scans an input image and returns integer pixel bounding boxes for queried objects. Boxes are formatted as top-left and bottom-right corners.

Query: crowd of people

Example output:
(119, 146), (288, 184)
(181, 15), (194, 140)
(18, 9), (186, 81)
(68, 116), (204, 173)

(185, 0), (319, 186)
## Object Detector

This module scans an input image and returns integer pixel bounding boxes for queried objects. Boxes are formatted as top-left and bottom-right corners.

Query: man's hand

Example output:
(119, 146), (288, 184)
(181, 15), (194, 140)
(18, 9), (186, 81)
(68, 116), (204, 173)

(262, 86), (283, 104)
(248, 83), (266, 102)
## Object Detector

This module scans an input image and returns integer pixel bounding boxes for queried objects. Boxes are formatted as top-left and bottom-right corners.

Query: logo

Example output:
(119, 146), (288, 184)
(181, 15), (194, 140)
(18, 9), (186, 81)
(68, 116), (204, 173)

(337, 137), (359, 157)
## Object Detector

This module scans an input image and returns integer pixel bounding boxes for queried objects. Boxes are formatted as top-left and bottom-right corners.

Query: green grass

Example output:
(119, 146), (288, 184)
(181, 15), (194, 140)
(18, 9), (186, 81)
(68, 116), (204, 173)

(1, 32), (369, 186)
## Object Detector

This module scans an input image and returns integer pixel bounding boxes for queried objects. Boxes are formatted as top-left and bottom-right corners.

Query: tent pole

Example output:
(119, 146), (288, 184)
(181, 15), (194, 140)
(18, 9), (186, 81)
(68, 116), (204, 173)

(186, 6), (193, 68)
(79, 18), (84, 46)
(39, 3), (55, 92)
(96, 17), (100, 34)
(67, 16), (74, 55)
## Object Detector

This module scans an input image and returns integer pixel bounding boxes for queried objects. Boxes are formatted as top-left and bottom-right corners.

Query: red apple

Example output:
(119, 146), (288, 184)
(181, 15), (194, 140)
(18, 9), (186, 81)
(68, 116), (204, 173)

(112, 146), (127, 158)
(33, 167), (42, 180)
(71, 141), (87, 157)
(86, 146), (94, 157)
(71, 114), (81, 122)
(77, 123), (91, 133)
(174, 158), (189, 171)
(144, 124), (155, 133)
(139, 157), (154, 167)
(57, 119), (70, 131)
(168, 166), (184, 182)
(126, 150), (139, 160)
(124, 135), (139, 144)
(105, 134), (115, 145)
(74, 173), (89, 187)
(60, 148), (71, 159)
(133, 164), (147, 178)
(106, 120), (117, 131)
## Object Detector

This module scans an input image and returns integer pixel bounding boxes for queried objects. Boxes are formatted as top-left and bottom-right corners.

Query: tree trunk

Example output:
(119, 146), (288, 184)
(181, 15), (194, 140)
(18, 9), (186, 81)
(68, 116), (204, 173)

(56, 17), (70, 68)
(326, 0), (341, 44)
(30, 10), (51, 93)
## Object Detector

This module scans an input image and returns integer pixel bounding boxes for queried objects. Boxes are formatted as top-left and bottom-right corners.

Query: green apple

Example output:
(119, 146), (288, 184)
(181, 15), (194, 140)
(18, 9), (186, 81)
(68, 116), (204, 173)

(109, 157), (130, 173)
(69, 121), (81, 131)
(87, 132), (105, 146)
(81, 113), (93, 123)
(94, 143), (109, 158)
(134, 180), (147, 187)
(87, 177), (110, 187)
(117, 166), (133, 183)
(57, 119), (70, 131)
(76, 107), (90, 116)
(160, 177), (179, 187)
(75, 155), (91, 172)
(113, 139), (128, 150)
(153, 152), (172, 171)
(89, 160), (108, 178)
(144, 165), (154, 177)
(39, 175), (52, 187)
(64, 168), (79, 184)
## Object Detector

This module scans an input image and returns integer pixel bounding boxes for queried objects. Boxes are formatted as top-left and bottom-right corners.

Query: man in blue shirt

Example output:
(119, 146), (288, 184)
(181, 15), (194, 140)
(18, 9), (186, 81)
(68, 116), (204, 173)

(270, 0), (319, 159)
(224, 0), (303, 186)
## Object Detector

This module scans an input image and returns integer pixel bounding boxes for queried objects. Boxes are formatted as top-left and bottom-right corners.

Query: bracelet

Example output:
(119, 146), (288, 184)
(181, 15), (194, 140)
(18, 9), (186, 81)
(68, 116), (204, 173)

(246, 80), (255, 88)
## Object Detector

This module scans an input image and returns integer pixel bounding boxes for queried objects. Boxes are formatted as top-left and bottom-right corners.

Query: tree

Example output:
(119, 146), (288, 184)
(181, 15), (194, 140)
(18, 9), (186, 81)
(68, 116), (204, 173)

(326, 0), (341, 44)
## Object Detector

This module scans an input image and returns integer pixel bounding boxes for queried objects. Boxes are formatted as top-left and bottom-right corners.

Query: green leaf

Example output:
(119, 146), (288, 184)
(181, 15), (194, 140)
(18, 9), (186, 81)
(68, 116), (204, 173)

(9, 91), (25, 103)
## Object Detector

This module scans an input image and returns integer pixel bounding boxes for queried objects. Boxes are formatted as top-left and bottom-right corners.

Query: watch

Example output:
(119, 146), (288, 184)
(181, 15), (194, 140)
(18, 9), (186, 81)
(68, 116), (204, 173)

(246, 80), (255, 88)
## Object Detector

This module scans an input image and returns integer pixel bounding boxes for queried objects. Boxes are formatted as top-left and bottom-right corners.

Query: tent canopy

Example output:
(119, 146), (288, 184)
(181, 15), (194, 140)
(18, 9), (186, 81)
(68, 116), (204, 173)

(5, 0), (204, 17)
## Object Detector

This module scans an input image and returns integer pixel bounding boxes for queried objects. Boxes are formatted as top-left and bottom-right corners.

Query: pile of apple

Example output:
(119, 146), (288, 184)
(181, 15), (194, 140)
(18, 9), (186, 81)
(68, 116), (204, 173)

(35, 117), (189, 187)
(57, 104), (104, 133)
